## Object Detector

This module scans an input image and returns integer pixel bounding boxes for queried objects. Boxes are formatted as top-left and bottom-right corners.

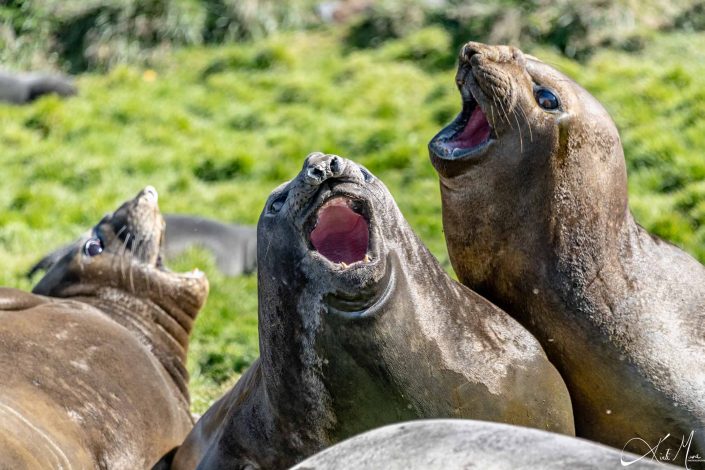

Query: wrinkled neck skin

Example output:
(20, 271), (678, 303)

(34, 255), (206, 403)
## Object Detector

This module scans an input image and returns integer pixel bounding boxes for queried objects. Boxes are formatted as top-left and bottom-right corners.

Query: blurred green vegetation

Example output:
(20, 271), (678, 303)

(3, 0), (705, 71)
(1, 4), (704, 412)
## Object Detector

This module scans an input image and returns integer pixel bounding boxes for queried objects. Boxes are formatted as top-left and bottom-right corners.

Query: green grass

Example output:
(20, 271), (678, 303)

(1, 28), (704, 412)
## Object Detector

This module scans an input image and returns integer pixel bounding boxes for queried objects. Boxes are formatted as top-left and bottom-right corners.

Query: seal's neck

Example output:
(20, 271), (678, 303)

(56, 267), (204, 404)
(92, 290), (193, 397)
(440, 154), (632, 331)
(255, 274), (336, 464)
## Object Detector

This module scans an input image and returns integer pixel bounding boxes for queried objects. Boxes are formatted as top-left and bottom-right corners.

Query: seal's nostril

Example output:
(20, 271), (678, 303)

(359, 166), (374, 183)
(308, 167), (325, 181)
(143, 186), (158, 203)
(462, 43), (480, 62)
(329, 156), (341, 175)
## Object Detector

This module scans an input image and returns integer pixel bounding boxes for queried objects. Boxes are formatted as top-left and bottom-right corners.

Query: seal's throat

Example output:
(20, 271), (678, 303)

(310, 197), (369, 264)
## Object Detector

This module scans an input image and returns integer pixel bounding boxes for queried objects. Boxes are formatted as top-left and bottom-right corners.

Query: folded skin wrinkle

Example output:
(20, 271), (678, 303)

(310, 197), (369, 264)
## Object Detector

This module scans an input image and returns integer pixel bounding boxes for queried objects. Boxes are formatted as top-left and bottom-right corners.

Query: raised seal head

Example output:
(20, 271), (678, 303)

(428, 41), (628, 306)
(428, 42), (705, 460)
(33, 186), (208, 318)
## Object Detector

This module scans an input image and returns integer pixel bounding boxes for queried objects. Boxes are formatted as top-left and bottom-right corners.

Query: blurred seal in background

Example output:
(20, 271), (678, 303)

(0, 70), (76, 104)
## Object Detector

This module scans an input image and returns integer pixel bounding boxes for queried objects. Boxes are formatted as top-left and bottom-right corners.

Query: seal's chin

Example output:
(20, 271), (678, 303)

(309, 196), (371, 267)
(326, 253), (397, 319)
(429, 90), (494, 161)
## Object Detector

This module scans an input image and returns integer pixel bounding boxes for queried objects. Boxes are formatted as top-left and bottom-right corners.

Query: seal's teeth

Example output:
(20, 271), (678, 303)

(364, 254), (370, 263)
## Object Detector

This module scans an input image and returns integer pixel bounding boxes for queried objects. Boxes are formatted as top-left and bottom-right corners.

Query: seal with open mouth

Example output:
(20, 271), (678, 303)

(166, 153), (574, 470)
(0, 187), (208, 468)
(429, 42), (705, 460)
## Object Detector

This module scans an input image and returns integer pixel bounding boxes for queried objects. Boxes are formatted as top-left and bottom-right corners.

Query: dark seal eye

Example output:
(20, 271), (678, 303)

(535, 88), (560, 110)
(83, 238), (103, 257)
(269, 192), (287, 213)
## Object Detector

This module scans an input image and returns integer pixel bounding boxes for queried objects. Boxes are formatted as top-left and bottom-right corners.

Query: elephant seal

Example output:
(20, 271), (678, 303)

(0, 70), (76, 104)
(429, 41), (705, 463)
(292, 419), (675, 470)
(166, 153), (574, 470)
(26, 214), (257, 278)
(0, 187), (208, 468)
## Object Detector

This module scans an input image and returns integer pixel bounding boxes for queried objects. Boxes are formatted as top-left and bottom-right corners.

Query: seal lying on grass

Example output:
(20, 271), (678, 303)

(166, 153), (574, 470)
(0, 70), (76, 104)
(0, 187), (208, 468)
(429, 41), (705, 461)
(292, 419), (675, 470)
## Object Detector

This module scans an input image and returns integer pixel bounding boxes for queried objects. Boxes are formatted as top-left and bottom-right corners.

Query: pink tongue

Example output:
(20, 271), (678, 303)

(310, 199), (369, 264)
(452, 106), (491, 148)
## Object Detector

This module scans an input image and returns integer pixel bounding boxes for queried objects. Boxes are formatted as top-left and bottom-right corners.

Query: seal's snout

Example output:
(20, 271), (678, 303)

(460, 42), (523, 67)
(460, 42), (485, 66)
(304, 152), (346, 186)
(297, 153), (375, 266)
(140, 185), (159, 203)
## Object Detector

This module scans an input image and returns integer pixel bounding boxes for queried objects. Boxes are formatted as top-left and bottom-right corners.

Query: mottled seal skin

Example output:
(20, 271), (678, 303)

(27, 214), (257, 278)
(429, 42), (705, 462)
(292, 419), (676, 470)
(168, 153), (574, 470)
(0, 187), (208, 469)
(0, 70), (76, 104)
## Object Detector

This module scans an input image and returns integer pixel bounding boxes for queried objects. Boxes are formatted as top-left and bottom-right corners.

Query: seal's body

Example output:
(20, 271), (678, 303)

(168, 153), (573, 470)
(292, 419), (674, 470)
(429, 42), (705, 460)
(0, 187), (208, 468)
(0, 70), (76, 104)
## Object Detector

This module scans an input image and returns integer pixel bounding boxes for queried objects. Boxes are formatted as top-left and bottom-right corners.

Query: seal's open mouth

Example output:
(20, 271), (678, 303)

(310, 197), (369, 265)
(429, 82), (493, 160)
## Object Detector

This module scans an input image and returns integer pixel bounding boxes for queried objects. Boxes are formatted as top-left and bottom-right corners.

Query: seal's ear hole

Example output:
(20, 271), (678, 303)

(83, 238), (104, 257)
(268, 191), (288, 214)
(534, 86), (561, 111)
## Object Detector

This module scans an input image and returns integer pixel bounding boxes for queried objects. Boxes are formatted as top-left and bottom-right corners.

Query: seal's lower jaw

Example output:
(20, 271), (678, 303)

(309, 196), (371, 267)
(429, 92), (494, 163)
(326, 253), (397, 319)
